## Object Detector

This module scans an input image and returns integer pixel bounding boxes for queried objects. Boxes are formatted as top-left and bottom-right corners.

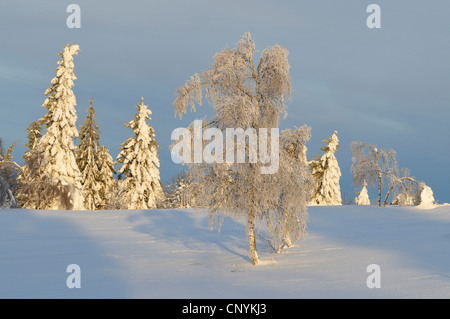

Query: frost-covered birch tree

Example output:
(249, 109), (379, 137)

(309, 131), (342, 205)
(382, 168), (422, 207)
(350, 141), (397, 207)
(32, 43), (84, 210)
(75, 98), (102, 210)
(116, 97), (163, 209)
(173, 33), (312, 264)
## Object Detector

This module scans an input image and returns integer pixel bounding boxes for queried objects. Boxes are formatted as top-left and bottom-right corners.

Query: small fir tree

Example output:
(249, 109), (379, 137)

(75, 98), (102, 210)
(97, 145), (116, 209)
(23, 120), (42, 164)
(115, 97), (163, 209)
(309, 131), (342, 205)
(355, 180), (370, 205)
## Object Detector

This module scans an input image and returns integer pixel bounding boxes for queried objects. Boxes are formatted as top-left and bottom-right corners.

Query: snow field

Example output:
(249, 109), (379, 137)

(1, 205), (450, 298)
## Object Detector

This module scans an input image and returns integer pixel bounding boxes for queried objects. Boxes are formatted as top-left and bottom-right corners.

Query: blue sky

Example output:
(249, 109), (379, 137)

(1, 1), (449, 203)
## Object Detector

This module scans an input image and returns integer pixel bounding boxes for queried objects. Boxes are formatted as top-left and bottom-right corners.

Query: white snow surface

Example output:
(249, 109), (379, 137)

(1, 205), (450, 298)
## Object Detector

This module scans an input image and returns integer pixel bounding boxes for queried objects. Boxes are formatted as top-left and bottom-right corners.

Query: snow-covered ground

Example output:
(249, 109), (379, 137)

(1, 205), (450, 298)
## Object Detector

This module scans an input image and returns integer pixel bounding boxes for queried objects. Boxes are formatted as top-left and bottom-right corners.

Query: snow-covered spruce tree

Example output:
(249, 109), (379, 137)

(16, 120), (44, 208)
(17, 148), (75, 210)
(115, 97), (163, 209)
(350, 142), (397, 207)
(75, 98), (102, 210)
(417, 184), (436, 208)
(23, 120), (42, 164)
(355, 180), (370, 205)
(33, 43), (84, 210)
(0, 138), (18, 208)
(309, 131), (342, 205)
(173, 33), (312, 264)
(97, 145), (116, 209)
(0, 139), (20, 194)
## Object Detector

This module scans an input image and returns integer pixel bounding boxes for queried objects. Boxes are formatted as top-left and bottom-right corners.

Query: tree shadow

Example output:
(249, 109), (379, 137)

(0, 209), (130, 298)
(127, 209), (253, 263)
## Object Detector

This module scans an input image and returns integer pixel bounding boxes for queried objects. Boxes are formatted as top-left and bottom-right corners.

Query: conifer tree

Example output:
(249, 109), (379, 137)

(16, 120), (43, 208)
(0, 138), (19, 208)
(76, 98), (102, 210)
(23, 120), (42, 164)
(309, 131), (342, 205)
(355, 180), (370, 205)
(115, 97), (163, 209)
(418, 184), (436, 208)
(97, 145), (116, 209)
(33, 43), (84, 210)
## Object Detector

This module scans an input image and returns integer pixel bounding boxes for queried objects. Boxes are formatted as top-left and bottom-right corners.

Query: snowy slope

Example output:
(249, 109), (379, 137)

(1, 205), (450, 298)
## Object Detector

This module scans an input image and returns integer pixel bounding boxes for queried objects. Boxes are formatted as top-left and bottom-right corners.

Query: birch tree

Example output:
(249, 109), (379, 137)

(350, 141), (397, 207)
(382, 168), (422, 207)
(173, 33), (312, 264)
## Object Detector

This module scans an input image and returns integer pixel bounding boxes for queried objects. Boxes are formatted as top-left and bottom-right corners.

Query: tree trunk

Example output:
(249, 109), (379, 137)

(378, 172), (382, 207)
(247, 208), (259, 265)
(282, 214), (293, 248)
(383, 184), (394, 207)
(375, 150), (381, 207)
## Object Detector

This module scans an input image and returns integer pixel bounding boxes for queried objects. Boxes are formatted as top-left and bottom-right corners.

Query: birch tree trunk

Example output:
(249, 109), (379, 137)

(375, 150), (381, 207)
(247, 206), (259, 265)
(378, 172), (382, 207)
